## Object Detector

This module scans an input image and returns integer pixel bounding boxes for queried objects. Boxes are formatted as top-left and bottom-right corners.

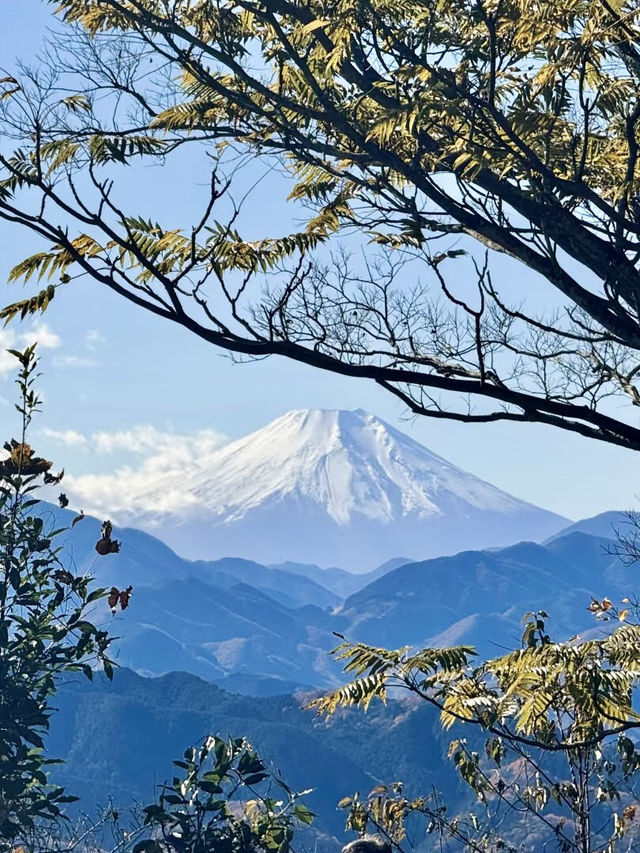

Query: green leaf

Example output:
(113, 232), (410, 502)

(198, 780), (223, 794)
(293, 804), (314, 825)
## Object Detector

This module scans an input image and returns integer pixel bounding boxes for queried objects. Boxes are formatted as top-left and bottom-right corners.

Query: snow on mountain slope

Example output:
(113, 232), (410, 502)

(70, 409), (568, 569)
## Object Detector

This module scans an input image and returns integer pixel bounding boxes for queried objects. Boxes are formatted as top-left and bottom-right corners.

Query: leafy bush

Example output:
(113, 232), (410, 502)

(0, 347), (115, 846)
(135, 735), (313, 853)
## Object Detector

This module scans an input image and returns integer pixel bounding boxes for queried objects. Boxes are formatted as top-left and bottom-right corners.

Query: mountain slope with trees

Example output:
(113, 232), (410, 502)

(47, 667), (463, 841)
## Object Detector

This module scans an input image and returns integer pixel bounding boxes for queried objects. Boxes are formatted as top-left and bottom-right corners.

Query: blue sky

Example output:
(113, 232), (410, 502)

(1, 0), (639, 523)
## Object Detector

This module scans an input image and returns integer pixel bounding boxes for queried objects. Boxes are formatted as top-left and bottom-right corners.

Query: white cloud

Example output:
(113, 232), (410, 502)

(44, 423), (226, 459)
(0, 323), (61, 375)
(64, 466), (202, 519)
(92, 425), (225, 459)
(53, 354), (98, 368)
(50, 328), (105, 369)
(43, 424), (228, 518)
(41, 427), (89, 448)
(31, 323), (62, 350)
(85, 329), (106, 351)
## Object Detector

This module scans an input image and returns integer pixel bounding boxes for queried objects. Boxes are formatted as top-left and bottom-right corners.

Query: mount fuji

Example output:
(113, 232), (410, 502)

(89, 409), (567, 570)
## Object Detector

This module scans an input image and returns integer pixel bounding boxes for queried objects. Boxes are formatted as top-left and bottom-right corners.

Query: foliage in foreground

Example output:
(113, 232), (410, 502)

(313, 612), (640, 851)
(134, 734), (313, 853)
(0, 347), (114, 845)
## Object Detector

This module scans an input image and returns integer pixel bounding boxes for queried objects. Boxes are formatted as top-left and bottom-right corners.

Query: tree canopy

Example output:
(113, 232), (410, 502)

(3, 1), (640, 448)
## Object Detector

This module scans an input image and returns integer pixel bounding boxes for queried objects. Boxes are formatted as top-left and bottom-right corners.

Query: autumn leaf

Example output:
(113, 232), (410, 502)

(95, 519), (121, 555)
(108, 587), (119, 611)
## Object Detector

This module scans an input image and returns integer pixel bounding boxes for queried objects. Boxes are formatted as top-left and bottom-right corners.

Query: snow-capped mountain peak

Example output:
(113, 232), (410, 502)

(131, 408), (525, 525)
(67, 408), (567, 569)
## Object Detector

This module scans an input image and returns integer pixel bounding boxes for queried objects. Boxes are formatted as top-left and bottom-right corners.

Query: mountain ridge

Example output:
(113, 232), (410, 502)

(33, 501), (630, 690)
(546, 510), (637, 544)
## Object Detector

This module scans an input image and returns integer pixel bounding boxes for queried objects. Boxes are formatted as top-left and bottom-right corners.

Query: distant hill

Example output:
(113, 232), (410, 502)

(39, 503), (343, 609)
(34, 502), (633, 688)
(35, 503), (348, 692)
(48, 668), (464, 842)
(269, 558), (398, 598)
(547, 510), (638, 544)
(338, 532), (628, 659)
(338, 532), (637, 656)
(34, 501), (638, 851)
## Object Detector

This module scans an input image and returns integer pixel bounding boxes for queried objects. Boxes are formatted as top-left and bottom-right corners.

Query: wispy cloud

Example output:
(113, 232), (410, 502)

(90, 425), (225, 459)
(41, 427), (89, 448)
(53, 354), (99, 369)
(85, 329), (106, 351)
(42, 424), (228, 518)
(50, 328), (106, 369)
(0, 323), (61, 375)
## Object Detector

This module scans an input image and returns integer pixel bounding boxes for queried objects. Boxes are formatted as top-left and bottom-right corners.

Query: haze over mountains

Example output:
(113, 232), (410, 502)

(44, 501), (633, 692)
(47, 507), (636, 846)
(78, 408), (568, 569)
